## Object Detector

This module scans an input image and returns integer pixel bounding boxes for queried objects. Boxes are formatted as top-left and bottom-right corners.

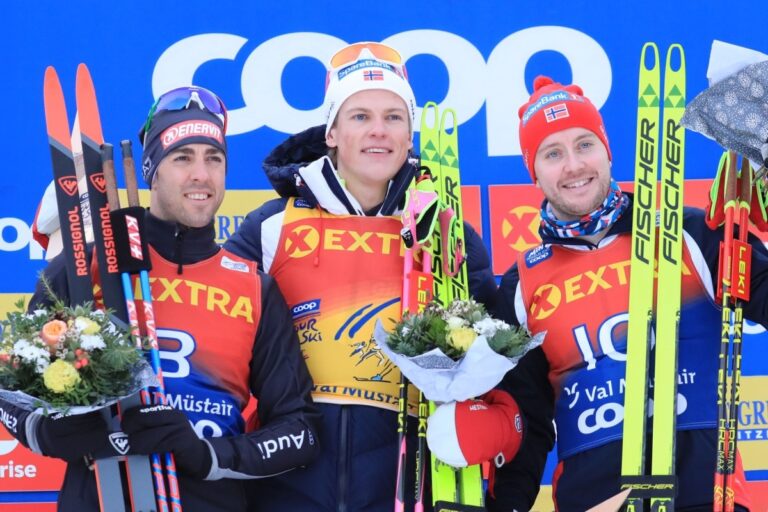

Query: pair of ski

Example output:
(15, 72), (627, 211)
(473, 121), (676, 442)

(620, 42), (686, 510)
(43, 64), (180, 511)
(394, 103), (484, 512)
(709, 151), (755, 512)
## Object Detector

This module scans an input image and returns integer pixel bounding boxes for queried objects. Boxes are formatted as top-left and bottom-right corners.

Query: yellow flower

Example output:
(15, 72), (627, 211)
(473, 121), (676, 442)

(43, 360), (81, 393)
(448, 327), (477, 352)
(75, 317), (101, 335)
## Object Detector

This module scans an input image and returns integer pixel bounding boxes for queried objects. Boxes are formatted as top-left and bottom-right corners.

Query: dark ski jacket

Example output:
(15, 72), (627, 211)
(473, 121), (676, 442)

(489, 195), (768, 511)
(17, 212), (321, 512)
(224, 125), (497, 512)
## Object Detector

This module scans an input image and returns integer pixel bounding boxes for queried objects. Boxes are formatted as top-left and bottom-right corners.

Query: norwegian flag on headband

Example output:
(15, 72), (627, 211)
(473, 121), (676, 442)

(545, 103), (569, 123)
(363, 70), (384, 81)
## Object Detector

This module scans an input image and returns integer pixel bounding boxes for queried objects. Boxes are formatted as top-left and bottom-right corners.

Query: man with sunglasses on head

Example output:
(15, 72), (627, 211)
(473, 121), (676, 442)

(6, 86), (321, 511)
(224, 42), (496, 511)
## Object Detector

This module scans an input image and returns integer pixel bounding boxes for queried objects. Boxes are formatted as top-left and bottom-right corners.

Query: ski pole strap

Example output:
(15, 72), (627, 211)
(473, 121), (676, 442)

(731, 157), (754, 302)
(401, 170), (440, 251)
(749, 166), (768, 231)
(620, 475), (677, 499)
(705, 152), (731, 229)
(111, 206), (152, 274)
(438, 206), (465, 277)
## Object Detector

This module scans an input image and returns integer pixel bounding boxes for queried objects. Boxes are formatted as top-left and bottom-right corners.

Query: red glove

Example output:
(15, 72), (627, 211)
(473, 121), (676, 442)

(426, 390), (523, 468)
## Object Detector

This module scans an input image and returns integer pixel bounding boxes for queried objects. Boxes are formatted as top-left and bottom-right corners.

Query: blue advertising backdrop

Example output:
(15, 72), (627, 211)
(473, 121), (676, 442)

(3, 0), (764, 282)
(2, 1), (768, 509)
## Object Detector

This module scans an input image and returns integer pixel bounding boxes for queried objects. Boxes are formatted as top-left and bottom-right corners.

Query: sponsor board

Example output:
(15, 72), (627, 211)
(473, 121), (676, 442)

(488, 179), (738, 276)
(5, 6), (768, 505)
(0, 421), (65, 492)
(128, 189), (278, 244)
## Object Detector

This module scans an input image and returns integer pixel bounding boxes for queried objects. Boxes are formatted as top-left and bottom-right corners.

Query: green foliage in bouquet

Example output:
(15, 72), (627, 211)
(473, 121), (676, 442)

(0, 297), (141, 408)
(387, 299), (532, 361)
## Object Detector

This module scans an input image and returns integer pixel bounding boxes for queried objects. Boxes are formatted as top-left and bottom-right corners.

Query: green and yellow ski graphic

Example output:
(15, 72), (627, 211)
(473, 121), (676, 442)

(421, 102), (484, 511)
(621, 43), (661, 511)
(650, 44), (686, 511)
(621, 42), (686, 511)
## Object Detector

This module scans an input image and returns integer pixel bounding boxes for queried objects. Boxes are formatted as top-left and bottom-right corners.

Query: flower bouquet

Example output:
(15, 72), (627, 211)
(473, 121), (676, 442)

(0, 298), (157, 414)
(374, 299), (544, 402)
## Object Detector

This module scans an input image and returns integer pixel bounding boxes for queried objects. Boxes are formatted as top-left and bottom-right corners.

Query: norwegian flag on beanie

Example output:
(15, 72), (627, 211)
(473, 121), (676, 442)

(517, 76), (611, 183)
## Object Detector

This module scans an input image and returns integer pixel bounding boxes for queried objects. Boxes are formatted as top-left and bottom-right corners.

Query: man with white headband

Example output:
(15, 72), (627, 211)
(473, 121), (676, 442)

(226, 42), (496, 511)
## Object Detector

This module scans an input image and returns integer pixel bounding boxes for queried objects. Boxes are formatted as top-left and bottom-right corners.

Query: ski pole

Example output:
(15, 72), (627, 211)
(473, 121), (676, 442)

(102, 142), (182, 512)
(396, 171), (435, 512)
(722, 156), (753, 512)
(122, 140), (184, 512)
(714, 151), (738, 512)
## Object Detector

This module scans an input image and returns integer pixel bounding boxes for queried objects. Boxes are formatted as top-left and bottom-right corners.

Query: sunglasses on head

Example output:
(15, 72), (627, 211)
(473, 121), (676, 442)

(329, 42), (404, 69)
(140, 86), (227, 145)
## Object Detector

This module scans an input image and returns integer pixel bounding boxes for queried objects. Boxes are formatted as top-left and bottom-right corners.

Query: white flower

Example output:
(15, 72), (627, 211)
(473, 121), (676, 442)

(13, 339), (51, 373)
(473, 317), (502, 337)
(12, 338), (31, 353)
(74, 317), (89, 331)
(32, 309), (48, 317)
(35, 359), (50, 373)
(80, 334), (106, 351)
(446, 316), (467, 330)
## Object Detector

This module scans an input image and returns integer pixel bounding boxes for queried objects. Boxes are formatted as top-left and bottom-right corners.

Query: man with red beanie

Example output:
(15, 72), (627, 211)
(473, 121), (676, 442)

(429, 75), (768, 511)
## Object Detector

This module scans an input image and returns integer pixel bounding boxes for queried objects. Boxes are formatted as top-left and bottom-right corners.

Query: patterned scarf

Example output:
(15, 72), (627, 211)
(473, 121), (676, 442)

(540, 179), (629, 238)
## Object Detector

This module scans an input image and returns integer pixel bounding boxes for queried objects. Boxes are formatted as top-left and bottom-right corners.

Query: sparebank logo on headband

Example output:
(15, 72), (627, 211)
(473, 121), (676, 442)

(336, 59), (400, 81)
(521, 91), (583, 126)
(161, 121), (223, 149)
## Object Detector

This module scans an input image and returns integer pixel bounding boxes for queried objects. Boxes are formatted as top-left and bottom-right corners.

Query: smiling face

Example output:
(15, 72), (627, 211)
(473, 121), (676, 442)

(149, 143), (226, 227)
(326, 89), (413, 209)
(533, 127), (612, 220)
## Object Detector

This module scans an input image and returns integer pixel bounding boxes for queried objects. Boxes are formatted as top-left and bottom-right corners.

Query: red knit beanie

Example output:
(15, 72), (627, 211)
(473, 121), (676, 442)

(518, 76), (611, 182)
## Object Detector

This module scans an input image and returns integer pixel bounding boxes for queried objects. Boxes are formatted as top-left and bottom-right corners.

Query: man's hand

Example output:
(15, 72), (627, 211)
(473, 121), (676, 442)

(36, 411), (114, 462)
(121, 404), (212, 478)
(427, 389), (524, 467)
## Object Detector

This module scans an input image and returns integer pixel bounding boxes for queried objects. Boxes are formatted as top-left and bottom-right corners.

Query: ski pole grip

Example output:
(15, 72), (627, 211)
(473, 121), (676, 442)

(100, 143), (121, 211)
(121, 140), (140, 208)
(111, 206), (152, 273)
(741, 157), (753, 209)
(724, 151), (738, 207)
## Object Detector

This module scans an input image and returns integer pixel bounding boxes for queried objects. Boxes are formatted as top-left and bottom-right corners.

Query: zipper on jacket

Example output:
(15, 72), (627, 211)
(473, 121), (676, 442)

(174, 225), (188, 274)
(337, 405), (349, 512)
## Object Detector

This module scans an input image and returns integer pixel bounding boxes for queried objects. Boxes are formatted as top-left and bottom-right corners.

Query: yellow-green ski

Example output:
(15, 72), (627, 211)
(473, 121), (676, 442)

(621, 42), (661, 512)
(421, 102), (484, 511)
(650, 44), (686, 511)
(621, 42), (686, 510)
